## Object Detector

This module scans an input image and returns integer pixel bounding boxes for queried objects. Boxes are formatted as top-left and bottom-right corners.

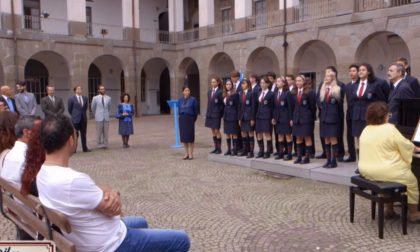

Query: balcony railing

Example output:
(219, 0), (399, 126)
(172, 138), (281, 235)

(291, 0), (336, 24)
(175, 28), (199, 43)
(23, 15), (69, 35)
(246, 10), (282, 31)
(207, 19), (235, 38)
(356, 0), (412, 12)
(23, 15), (41, 31)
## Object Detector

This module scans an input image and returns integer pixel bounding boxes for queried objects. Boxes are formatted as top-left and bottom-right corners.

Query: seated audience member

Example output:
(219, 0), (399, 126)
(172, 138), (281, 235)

(0, 111), (19, 153)
(37, 114), (190, 252)
(1, 116), (41, 188)
(359, 102), (420, 222)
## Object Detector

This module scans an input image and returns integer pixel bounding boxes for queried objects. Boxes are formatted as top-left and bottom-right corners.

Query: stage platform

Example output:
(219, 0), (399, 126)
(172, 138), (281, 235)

(208, 154), (358, 186)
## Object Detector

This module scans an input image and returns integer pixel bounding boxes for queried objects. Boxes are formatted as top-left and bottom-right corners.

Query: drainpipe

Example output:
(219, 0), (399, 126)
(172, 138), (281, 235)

(282, 0), (288, 75)
(132, 0), (139, 117)
(11, 0), (19, 82)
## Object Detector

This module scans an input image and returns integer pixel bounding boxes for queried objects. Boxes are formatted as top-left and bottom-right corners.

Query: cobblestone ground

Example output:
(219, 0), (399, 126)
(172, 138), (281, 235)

(1, 115), (420, 251)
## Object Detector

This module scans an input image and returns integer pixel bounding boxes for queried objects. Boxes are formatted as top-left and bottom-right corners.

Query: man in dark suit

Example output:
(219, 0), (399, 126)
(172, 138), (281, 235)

(396, 57), (420, 98)
(344, 64), (358, 162)
(40, 85), (65, 117)
(68, 85), (91, 152)
(387, 63), (416, 125)
(0, 85), (18, 113)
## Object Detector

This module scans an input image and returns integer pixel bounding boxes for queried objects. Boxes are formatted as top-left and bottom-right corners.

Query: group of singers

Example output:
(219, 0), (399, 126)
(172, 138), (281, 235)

(203, 57), (420, 168)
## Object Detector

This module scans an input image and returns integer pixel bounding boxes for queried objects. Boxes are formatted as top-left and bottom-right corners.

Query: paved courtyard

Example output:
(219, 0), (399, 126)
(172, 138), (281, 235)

(1, 115), (420, 251)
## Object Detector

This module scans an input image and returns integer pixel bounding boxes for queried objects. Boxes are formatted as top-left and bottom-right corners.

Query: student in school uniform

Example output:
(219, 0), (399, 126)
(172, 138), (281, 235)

(255, 77), (275, 159)
(286, 74), (297, 156)
(266, 72), (278, 157)
(344, 64), (359, 163)
(352, 63), (387, 139)
(291, 75), (317, 164)
(238, 79), (256, 158)
(317, 72), (344, 168)
(230, 70), (243, 151)
(205, 77), (224, 154)
(223, 79), (240, 156)
(271, 76), (294, 160)
(250, 73), (262, 96)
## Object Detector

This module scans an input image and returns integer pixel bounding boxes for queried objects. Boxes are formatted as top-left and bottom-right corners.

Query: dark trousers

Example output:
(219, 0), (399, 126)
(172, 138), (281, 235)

(346, 117), (356, 158)
(73, 116), (88, 151)
(337, 117), (345, 157)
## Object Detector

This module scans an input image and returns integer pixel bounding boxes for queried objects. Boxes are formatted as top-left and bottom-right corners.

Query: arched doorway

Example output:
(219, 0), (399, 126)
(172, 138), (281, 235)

(293, 40), (337, 89)
(88, 55), (124, 115)
(355, 32), (410, 79)
(246, 47), (280, 76)
(179, 57), (200, 113)
(24, 51), (70, 114)
(208, 52), (235, 83)
(141, 58), (171, 115)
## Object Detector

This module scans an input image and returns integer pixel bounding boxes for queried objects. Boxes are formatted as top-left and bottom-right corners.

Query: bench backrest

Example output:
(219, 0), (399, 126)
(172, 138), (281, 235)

(0, 177), (75, 252)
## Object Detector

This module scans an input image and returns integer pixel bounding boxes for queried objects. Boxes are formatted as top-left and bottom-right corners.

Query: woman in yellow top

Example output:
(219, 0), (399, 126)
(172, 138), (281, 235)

(359, 101), (420, 222)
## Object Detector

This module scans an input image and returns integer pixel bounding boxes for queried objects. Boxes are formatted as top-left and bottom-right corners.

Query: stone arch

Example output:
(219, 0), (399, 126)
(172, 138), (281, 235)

(24, 51), (70, 115)
(246, 47), (280, 76)
(355, 31), (410, 79)
(141, 57), (172, 115)
(208, 52), (235, 83)
(88, 55), (125, 115)
(293, 40), (337, 88)
(178, 57), (200, 113)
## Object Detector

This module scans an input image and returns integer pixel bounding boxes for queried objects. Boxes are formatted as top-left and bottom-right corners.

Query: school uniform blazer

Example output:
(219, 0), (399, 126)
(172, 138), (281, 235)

(40, 96), (65, 116)
(206, 88), (224, 119)
(292, 90), (317, 125)
(388, 80), (416, 125)
(376, 77), (391, 101)
(223, 93), (240, 122)
(238, 90), (256, 121)
(272, 90), (293, 124)
(255, 90), (274, 120)
(351, 80), (386, 122)
(317, 87), (344, 124)
(345, 81), (357, 121)
(404, 75), (420, 98)
(68, 95), (88, 124)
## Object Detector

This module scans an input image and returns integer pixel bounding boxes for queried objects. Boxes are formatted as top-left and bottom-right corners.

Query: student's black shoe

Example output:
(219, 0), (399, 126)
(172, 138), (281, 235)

(263, 152), (270, 159)
(301, 157), (310, 164)
(315, 153), (326, 159)
(293, 157), (302, 164)
(224, 150), (231, 156)
(344, 157), (356, 163)
(256, 152), (264, 158)
(283, 154), (292, 161)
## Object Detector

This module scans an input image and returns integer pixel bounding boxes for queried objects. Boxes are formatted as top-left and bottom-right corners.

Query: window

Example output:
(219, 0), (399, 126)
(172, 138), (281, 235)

(23, 0), (41, 30)
(254, 0), (267, 27)
(221, 8), (232, 34)
(86, 6), (92, 36)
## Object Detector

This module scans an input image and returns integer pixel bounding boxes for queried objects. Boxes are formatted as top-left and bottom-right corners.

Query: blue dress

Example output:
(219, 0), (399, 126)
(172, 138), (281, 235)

(178, 97), (198, 143)
(117, 103), (134, 135)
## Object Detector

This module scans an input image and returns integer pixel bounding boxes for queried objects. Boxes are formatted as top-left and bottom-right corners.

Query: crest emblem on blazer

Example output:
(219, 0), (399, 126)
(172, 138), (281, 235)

(246, 100), (250, 105)
(215, 98), (218, 103)
(330, 98), (336, 104)
(302, 99), (307, 106)
(263, 100), (268, 105)
(280, 101), (285, 106)
(367, 93), (372, 99)
(229, 101), (233, 106)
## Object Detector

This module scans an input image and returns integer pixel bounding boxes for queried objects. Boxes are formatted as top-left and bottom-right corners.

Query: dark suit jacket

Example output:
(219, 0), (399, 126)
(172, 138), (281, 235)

(272, 90), (293, 124)
(388, 80), (416, 124)
(68, 95), (88, 124)
(206, 88), (224, 119)
(41, 96), (65, 116)
(256, 90), (274, 120)
(238, 90), (256, 121)
(376, 77), (391, 101)
(317, 88), (344, 124)
(0, 96), (18, 114)
(345, 81), (357, 121)
(404, 75), (420, 98)
(352, 80), (386, 122)
(292, 90), (317, 125)
(223, 93), (240, 122)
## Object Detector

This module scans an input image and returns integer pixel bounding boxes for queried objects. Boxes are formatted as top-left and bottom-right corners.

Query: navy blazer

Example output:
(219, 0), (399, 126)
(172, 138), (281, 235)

(351, 80), (387, 122)
(256, 90), (274, 120)
(292, 90), (317, 125)
(272, 90), (293, 124)
(206, 88), (224, 119)
(404, 75), (420, 98)
(345, 81), (357, 121)
(388, 80), (416, 124)
(377, 77), (391, 101)
(238, 90), (256, 121)
(223, 93), (240, 122)
(317, 87), (344, 124)
(68, 95), (88, 124)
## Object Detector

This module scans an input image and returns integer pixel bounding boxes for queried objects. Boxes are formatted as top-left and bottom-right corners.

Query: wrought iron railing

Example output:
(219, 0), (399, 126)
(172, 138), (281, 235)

(356, 0), (412, 12)
(290, 0), (336, 24)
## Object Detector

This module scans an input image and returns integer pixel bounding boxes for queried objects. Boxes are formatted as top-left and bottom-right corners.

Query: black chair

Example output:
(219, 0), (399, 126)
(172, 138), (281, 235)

(349, 175), (408, 239)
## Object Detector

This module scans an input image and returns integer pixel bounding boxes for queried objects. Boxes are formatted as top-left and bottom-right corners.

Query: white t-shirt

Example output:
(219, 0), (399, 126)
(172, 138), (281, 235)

(1, 140), (27, 188)
(37, 165), (127, 252)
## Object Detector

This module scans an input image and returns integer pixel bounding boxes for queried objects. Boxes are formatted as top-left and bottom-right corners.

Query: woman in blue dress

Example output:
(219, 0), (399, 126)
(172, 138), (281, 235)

(117, 93), (134, 148)
(178, 86), (199, 160)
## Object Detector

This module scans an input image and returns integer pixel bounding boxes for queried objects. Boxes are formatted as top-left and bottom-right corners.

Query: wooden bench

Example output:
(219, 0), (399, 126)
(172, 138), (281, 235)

(349, 175), (408, 239)
(0, 177), (75, 252)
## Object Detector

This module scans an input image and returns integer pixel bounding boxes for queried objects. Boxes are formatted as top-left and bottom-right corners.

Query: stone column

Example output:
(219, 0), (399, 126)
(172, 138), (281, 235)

(122, 0), (140, 40)
(234, 0), (252, 33)
(198, 0), (214, 39)
(169, 0), (183, 32)
(67, 0), (87, 36)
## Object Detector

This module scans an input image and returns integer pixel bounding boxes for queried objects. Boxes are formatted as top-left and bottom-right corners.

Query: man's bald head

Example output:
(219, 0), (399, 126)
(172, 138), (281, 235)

(0, 85), (12, 97)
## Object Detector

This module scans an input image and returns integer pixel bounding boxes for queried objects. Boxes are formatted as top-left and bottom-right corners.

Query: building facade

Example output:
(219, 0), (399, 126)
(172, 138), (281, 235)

(0, 0), (419, 116)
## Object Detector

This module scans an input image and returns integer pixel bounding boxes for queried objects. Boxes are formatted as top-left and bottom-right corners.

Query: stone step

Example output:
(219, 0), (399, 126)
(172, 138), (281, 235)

(208, 153), (358, 186)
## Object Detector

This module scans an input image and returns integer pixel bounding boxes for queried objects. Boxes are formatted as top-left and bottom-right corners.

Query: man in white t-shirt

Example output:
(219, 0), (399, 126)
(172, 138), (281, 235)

(1, 115), (41, 240)
(37, 114), (190, 252)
